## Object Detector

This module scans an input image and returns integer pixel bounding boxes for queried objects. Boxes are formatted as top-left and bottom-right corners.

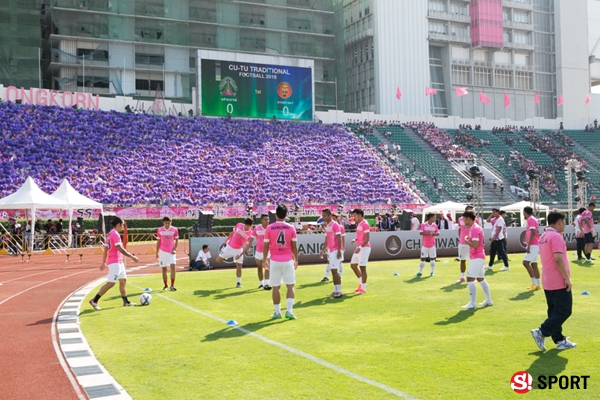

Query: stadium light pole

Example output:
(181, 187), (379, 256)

(38, 48), (42, 88)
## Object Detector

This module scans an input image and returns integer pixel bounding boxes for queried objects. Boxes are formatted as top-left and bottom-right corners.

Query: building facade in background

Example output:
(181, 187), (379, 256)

(43, 0), (336, 110)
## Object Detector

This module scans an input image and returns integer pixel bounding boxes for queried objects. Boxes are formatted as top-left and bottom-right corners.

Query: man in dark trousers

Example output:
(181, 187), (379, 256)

(531, 210), (576, 351)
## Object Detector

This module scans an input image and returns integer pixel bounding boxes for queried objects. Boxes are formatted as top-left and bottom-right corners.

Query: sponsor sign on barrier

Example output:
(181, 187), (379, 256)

(189, 227), (583, 267)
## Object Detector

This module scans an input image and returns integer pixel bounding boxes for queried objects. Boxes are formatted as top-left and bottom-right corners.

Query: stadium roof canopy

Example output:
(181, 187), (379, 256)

(0, 176), (69, 210)
(50, 179), (103, 210)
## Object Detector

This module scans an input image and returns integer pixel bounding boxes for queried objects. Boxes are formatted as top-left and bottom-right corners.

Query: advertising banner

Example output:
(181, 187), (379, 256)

(200, 59), (313, 120)
(189, 227), (583, 268)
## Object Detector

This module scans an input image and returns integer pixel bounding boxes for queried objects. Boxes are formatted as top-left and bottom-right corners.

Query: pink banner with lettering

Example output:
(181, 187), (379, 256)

(1, 204), (427, 221)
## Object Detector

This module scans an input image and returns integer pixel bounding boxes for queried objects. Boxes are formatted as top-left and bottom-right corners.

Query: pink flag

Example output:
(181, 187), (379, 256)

(455, 87), (468, 97)
(534, 92), (540, 105)
(396, 87), (402, 100)
(585, 93), (591, 105)
(504, 92), (510, 108)
(557, 94), (564, 107)
(479, 92), (491, 105)
(425, 87), (437, 96)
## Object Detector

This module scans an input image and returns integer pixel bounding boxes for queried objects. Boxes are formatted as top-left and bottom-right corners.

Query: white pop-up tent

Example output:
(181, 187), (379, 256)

(422, 201), (468, 223)
(501, 201), (550, 226)
(0, 177), (69, 249)
(50, 179), (103, 245)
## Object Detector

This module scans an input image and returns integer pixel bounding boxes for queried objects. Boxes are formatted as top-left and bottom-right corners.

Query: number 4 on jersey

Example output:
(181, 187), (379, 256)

(276, 230), (286, 245)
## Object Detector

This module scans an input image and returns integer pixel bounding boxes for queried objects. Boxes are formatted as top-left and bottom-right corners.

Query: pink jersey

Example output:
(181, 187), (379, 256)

(539, 227), (570, 290)
(264, 221), (297, 262)
(325, 220), (342, 252)
(340, 225), (346, 250)
(582, 210), (594, 234)
(457, 217), (467, 245)
(157, 226), (179, 253)
(106, 229), (123, 264)
(355, 220), (371, 247)
(525, 216), (539, 245)
(468, 223), (485, 259)
(420, 222), (439, 248)
(228, 223), (252, 249)
(252, 224), (267, 251)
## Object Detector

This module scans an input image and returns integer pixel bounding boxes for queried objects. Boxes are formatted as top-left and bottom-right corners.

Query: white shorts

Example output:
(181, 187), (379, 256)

(458, 244), (470, 261)
(107, 262), (126, 282)
(269, 260), (296, 286)
(350, 247), (371, 267)
(420, 247), (437, 259)
(327, 250), (343, 270)
(158, 250), (176, 267)
(523, 245), (539, 263)
(467, 258), (486, 279)
(219, 244), (244, 264)
(254, 251), (271, 262)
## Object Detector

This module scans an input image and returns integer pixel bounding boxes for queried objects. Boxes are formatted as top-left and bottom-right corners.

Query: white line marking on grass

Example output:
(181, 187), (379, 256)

(128, 284), (418, 400)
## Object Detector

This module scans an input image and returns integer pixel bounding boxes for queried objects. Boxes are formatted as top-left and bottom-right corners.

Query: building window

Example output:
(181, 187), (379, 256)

(495, 69), (512, 88)
(429, 1), (446, 12)
(513, 11), (530, 24)
(515, 71), (532, 89)
(473, 67), (491, 86)
(514, 31), (531, 44)
(450, 2), (468, 15)
(452, 65), (471, 85)
(135, 53), (165, 66)
(429, 22), (447, 35)
(503, 30), (512, 43)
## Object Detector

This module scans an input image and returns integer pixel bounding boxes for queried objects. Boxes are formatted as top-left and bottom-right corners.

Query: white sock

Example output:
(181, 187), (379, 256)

(358, 277), (362, 285)
(468, 282), (477, 305)
(531, 277), (536, 284)
(534, 278), (540, 285)
(361, 283), (367, 290)
(460, 272), (465, 278)
(419, 261), (425, 273)
(236, 277), (241, 284)
(274, 304), (281, 314)
(430, 261), (436, 273)
(265, 279), (270, 285)
(260, 280), (264, 286)
(334, 284), (341, 292)
(286, 298), (294, 313)
(479, 280), (492, 303)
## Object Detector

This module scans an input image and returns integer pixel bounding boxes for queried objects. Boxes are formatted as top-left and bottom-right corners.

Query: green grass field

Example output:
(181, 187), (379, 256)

(81, 255), (600, 399)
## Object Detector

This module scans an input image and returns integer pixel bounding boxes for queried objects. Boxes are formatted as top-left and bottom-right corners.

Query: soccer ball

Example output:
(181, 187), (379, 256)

(139, 293), (152, 306)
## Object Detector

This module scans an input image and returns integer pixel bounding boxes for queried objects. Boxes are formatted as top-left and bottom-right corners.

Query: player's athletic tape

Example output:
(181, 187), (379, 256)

(129, 283), (419, 400)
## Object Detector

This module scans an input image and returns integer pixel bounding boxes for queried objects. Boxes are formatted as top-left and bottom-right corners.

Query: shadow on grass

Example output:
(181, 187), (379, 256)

(297, 281), (331, 289)
(294, 294), (352, 309)
(434, 309), (477, 326)
(509, 291), (535, 301)
(439, 282), (465, 292)
(527, 349), (568, 383)
(104, 291), (144, 301)
(572, 260), (593, 268)
(214, 288), (255, 300)
(404, 276), (432, 284)
(484, 269), (497, 276)
(193, 289), (226, 297)
(201, 319), (286, 342)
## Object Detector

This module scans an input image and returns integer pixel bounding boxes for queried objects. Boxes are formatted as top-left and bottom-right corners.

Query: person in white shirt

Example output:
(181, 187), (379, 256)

(410, 213), (420, 231)
(573, 207), (586, 261)
(193, 244), (212, 270)
(485, 208), (510, 271)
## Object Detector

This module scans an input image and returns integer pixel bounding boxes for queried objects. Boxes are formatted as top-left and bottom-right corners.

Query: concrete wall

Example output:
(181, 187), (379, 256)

(589, 0), (600, 89)
(373, 0), (430, 117)
(316, 108), (595, 130)
(555, 0), (590, 120)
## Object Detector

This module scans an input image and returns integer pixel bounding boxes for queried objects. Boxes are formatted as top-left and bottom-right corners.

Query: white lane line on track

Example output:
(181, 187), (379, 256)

(0, 270), (92, 306)
(128, 283), (419, 400)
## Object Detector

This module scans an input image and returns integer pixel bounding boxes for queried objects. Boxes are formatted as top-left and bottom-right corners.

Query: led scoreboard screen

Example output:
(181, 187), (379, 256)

(201, 59), (313, 121)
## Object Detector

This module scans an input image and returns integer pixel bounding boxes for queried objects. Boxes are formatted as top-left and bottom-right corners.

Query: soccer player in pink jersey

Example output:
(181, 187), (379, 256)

(319, 208), (343, 298)
(581, 202), (596, 262)
(456, 206), (474, 283)
(350, 208), (370, 295)
(522, 207), (541, 291)
(462, 211), (493, 309)
(531, 210), (576, 351)
(156, 216), (179, 291)
(89, 217), (139, 309)
(216, 218), (253, 288)
(416, 213), (439, 277)
(250, 214), (271, 290)
(263, 205), (298, 319)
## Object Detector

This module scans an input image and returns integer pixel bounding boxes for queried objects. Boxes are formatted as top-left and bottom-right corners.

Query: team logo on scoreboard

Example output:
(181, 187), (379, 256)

(220, 77), (237, 97)
(277, 82), (293, 99)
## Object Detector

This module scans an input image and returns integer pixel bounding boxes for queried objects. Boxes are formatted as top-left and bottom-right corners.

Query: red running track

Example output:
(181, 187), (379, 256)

(0, 251), (159, 399)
